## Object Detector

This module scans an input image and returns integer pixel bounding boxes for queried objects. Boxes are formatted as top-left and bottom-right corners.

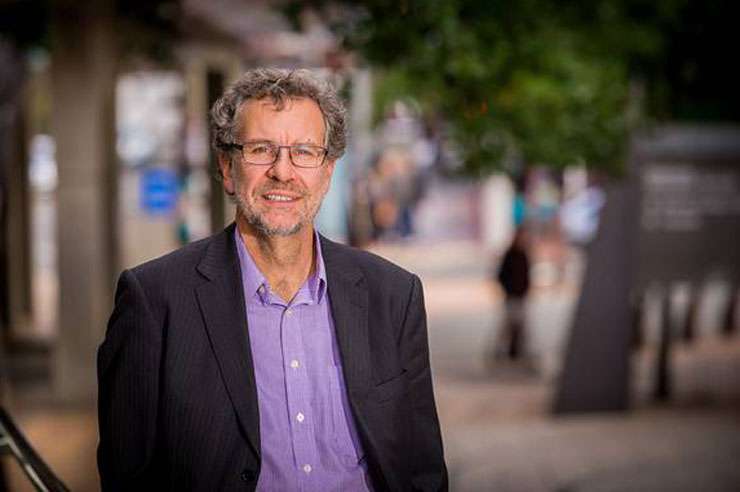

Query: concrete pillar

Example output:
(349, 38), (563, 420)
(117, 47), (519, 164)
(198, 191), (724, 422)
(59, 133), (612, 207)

(51, 0), (118, 401)
(0, 37), (32, 343)
(207, 69), (227, 232)
(346, 68), (374, 246)
(349, 68), (373, 178)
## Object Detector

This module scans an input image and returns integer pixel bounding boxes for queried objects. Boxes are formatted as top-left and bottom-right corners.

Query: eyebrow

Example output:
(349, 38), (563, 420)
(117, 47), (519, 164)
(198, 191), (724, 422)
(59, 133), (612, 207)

(242, 139), (322, 146)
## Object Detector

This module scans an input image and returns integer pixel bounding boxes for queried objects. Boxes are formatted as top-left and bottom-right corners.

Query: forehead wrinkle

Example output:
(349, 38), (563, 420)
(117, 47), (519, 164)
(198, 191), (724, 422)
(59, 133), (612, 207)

(240, 97), (326, 146)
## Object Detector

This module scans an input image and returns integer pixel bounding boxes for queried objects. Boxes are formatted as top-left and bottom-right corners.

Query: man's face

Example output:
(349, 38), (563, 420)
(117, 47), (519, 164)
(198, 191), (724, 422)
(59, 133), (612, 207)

(220, 97), (336, 237)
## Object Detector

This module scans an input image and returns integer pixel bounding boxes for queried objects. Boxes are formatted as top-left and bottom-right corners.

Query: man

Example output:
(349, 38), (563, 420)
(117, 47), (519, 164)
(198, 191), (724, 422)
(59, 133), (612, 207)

(97, 68), (447, 491)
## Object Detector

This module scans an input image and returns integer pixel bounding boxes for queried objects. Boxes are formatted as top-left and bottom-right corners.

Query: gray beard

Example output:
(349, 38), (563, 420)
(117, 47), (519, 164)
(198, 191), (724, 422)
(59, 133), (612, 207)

(232, 180), (309, 237)
(237, 198), (304, 237)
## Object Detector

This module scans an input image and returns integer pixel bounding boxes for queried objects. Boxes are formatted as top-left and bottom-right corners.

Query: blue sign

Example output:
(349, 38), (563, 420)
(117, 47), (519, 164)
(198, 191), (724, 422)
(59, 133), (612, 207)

(140, 168), (179, 215)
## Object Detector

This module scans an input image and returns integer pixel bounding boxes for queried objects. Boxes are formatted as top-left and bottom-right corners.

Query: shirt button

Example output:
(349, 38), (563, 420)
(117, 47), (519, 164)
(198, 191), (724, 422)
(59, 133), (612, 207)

(285, 309), (293, 316)
(296, 412), (305, 423)
(290, 360), (300, 369)
(303, 464), (312, 474)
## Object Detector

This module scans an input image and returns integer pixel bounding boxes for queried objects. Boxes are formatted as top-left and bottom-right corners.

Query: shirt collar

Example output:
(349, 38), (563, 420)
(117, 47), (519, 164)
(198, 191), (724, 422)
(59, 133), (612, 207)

(311, 233), (328, 304)
(234, 227), (327, 306)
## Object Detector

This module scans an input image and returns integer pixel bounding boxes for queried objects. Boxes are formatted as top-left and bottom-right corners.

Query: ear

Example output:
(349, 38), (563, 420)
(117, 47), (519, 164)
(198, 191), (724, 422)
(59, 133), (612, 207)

(218, 153), (236, 195)
(324, 159), (337, 179)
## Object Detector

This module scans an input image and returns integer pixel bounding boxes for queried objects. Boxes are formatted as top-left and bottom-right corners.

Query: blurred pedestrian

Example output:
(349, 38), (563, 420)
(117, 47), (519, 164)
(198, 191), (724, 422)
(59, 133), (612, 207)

(492, 227), (531, 361)
(368, 149), (402, 240)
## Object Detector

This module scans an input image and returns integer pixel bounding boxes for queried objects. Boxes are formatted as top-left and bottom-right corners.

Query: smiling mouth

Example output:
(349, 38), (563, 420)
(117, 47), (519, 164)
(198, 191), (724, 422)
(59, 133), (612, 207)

(263, 192), (300, 202)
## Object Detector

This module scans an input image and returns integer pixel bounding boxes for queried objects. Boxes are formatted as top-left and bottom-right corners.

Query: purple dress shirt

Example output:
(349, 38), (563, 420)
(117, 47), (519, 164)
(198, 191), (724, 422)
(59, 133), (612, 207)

(235, 229), (372, 492)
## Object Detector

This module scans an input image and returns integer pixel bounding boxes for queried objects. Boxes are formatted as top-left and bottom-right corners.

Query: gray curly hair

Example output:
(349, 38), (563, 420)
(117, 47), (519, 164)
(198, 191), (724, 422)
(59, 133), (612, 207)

(210, 68), (347, 162)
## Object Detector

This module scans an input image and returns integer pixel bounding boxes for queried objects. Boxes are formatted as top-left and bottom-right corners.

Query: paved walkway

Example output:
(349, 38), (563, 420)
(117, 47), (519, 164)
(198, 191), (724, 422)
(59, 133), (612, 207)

(372, 237), (740, 492)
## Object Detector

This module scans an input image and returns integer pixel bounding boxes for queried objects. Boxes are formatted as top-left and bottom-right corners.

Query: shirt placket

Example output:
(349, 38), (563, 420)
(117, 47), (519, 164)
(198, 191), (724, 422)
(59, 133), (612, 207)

(280, 299), (317, 487)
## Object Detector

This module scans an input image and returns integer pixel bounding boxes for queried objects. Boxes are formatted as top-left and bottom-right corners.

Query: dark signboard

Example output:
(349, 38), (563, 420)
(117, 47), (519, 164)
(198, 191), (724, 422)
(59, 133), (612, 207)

(634, 126), (740, 287)
(554, 125), (740, 414)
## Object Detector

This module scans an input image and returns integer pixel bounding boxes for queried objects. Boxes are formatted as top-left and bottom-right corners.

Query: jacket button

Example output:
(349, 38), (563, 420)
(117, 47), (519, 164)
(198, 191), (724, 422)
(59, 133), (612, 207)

(240, 469), (256, 482)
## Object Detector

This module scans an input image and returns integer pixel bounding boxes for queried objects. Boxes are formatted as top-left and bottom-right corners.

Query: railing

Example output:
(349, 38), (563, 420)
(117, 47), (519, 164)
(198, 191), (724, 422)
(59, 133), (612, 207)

(0, 407), (69, 492)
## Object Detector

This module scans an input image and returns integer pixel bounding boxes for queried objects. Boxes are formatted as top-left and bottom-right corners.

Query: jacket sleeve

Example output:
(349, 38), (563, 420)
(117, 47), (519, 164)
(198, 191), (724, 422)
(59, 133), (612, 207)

(97, 269), (162, 490)
(399, 274), (449, 491)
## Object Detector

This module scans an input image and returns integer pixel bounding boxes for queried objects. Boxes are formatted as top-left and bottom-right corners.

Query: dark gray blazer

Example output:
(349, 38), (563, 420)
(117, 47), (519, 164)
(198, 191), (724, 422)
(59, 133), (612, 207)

(97, 223), (447, 491)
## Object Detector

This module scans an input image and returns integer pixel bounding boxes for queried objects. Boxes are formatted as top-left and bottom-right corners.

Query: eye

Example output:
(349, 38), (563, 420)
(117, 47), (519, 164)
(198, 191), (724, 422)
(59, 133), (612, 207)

(293, 146), (314, 157)
(294, 145), (323, 158)
(246, 143), (273, 155)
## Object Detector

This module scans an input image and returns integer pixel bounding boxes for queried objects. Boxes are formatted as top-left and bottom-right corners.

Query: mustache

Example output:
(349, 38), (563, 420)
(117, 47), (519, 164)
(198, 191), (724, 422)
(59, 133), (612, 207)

(255, 184), (307, 197)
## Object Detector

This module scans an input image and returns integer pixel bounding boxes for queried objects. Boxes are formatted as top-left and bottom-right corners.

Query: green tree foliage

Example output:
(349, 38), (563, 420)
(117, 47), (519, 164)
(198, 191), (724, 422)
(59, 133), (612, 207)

(309, 0), (736, 175)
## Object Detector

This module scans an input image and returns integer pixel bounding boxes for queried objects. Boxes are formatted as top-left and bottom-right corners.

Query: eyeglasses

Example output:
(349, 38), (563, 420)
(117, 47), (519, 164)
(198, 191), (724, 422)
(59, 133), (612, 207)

(228, 141), (329, 169)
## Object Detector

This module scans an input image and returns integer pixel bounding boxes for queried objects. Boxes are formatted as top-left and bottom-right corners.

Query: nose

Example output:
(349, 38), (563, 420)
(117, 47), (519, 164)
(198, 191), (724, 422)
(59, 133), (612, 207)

(266, 147), (295, 182)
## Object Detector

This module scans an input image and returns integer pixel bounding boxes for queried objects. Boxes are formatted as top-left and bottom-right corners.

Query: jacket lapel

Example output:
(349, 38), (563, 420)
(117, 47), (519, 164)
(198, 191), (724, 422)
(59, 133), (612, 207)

(321, 236), (372, 401)
(195, 224), (261, 459)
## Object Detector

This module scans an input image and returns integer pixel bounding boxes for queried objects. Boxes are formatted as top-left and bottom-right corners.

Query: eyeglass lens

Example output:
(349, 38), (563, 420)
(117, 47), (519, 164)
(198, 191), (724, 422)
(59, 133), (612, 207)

(243, 142), (326, 167)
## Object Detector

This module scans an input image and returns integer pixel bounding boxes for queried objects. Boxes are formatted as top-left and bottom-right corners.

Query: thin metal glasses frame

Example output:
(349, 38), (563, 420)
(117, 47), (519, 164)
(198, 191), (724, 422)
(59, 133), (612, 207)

(227, 141), (328, 169)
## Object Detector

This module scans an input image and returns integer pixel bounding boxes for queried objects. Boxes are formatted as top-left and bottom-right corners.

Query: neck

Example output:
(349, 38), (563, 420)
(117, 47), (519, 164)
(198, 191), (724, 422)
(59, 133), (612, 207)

(235, 216), (316, 303)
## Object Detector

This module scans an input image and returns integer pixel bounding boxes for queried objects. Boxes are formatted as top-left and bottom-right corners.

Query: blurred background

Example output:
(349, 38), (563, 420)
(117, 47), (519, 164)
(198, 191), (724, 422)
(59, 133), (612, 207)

(1, 0), (739, 490)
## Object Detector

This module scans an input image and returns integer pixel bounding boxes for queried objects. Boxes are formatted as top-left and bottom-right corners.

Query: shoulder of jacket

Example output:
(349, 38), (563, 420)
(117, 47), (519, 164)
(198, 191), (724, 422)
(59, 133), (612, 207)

(321, 236), (418, 286)
(127, 233), (214, 283)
